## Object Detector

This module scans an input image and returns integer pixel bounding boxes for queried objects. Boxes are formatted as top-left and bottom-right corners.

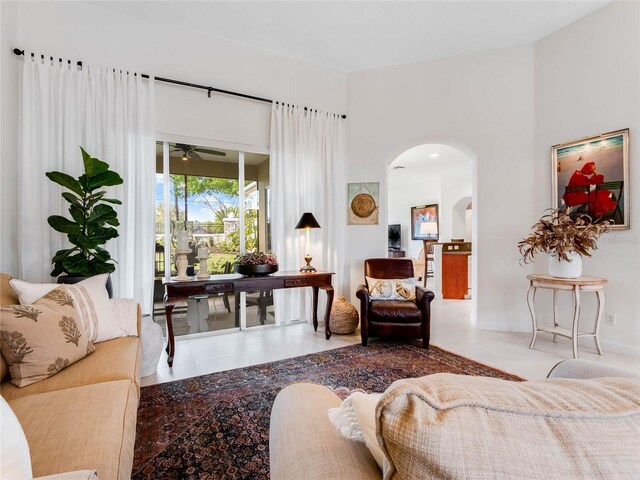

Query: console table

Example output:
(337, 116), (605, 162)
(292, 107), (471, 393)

(163, 271), (334, 366)
(526, 274), (606, 359)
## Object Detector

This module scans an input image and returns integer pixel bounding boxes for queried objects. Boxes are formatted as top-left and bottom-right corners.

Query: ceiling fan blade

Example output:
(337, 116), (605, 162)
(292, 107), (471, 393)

(189, 152), (204, 161)
(193, 148), (227, 157)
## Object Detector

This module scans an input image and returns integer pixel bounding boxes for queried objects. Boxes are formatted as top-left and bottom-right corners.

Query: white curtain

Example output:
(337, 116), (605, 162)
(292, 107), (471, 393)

(19, 55), (155, 313)
(270, 103), (345, 324)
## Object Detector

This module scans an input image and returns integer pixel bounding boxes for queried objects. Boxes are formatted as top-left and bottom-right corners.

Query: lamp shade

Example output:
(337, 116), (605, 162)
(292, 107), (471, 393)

(420, 221), (438, 235)
(295, 212), (321, 229)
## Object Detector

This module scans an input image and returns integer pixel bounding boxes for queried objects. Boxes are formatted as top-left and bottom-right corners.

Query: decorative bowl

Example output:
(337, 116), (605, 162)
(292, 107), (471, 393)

(235, 264), (279, 276)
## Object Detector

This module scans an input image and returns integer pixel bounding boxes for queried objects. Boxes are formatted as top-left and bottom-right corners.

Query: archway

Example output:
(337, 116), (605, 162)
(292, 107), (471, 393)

(386, 138), (477, 324)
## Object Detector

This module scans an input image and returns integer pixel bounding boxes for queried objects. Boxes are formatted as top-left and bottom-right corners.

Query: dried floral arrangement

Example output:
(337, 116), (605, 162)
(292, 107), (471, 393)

(518, 208), (611, 264)
(236, 252), (278, 266)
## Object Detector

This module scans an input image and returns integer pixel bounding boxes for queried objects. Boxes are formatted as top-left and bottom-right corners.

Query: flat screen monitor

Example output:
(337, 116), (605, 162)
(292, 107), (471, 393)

(388, 224), (401, 251)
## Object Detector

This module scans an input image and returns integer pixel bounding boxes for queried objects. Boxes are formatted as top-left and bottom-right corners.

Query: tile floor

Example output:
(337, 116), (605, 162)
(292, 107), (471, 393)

(141, 299), (639, 386)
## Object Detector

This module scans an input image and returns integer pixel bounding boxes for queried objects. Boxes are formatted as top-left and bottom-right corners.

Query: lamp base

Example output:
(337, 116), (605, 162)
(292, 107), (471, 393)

(300, 254), (317, 273)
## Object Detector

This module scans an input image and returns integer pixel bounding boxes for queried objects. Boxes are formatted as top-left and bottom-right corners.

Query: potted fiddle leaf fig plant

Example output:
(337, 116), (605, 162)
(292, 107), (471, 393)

(518, 207), (611, 279)
(46, 147), (123, 296)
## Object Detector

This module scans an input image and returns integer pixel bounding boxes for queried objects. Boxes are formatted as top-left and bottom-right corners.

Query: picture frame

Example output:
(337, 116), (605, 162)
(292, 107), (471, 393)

(552, 128), (629, 229)
(411, 204), (439, 240)
(347, 182), (379, 225)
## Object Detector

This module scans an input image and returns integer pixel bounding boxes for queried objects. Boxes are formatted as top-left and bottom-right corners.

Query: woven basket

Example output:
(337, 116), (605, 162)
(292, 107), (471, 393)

(329, 296), (359, 334)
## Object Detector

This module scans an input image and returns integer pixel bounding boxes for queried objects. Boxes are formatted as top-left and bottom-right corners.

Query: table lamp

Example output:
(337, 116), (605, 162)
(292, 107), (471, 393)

(420, 221), (438, 240)
(295, 212), (321, 272)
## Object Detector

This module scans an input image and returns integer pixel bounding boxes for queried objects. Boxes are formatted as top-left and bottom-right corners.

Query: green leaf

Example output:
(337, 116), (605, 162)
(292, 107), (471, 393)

(61, 192), (83, 208)
(78, 174), (90, 191)
(45, 172), (84, 196)
(87, 204), (117, 225)
(88, 258), (116, 275)
(87, 171), (123, 190)
(101, 198), (122, 205)
(68, 205), (85, 225)
(92, 247), (111, 262)
(81, 147), (109, 177)
(47, 215), (81, 234)
(52, 248), (76, 264)
(62, 253), (91, 276)
(86, 226), (119, 245)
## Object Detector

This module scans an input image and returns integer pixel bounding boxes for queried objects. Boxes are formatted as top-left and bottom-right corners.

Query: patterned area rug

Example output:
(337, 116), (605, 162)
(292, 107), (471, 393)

(133, 341), (522, 479)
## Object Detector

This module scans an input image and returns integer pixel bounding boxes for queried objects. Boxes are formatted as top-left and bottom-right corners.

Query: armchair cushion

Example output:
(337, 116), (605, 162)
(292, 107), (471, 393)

(369, 301), (422, 324)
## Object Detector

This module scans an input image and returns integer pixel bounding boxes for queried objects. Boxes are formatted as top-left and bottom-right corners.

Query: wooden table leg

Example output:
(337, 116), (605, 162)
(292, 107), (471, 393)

(552, 289), (559, 343)
(324, 286), (334, 340)
(312, 286), (319, 331)
(594, 289), (605, 355)
(164, 302), (175, 367)
(527, 284), (538, 349)
(571, 286), (581, 359)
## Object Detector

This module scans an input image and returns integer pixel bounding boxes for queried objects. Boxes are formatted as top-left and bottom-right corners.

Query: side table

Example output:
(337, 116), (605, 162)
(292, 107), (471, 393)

(526, 274), (606, 359)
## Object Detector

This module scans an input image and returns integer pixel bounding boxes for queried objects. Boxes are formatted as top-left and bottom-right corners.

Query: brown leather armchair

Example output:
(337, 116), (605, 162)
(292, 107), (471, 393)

(356, 258), (434, 349)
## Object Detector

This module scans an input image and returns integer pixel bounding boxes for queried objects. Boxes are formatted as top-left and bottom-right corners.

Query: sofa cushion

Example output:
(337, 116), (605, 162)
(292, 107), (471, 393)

(377, 373), (640, 480)
(9, 379), (139, 480)
(271, 383), (382, 480)
(1, 335), (140, 401)
(368, 301), (422, 323)
(0, 286), (96, 387)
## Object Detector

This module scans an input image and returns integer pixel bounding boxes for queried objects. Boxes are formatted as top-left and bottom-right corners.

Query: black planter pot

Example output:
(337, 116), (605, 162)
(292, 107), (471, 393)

(235, 264), (279, 276)
(57, 274), (113, 299)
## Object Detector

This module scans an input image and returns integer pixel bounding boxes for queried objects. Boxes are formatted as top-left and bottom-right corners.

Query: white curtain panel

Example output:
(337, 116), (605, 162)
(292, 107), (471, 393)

(270, 103), (345, 324)
(19, 55), (155, 313)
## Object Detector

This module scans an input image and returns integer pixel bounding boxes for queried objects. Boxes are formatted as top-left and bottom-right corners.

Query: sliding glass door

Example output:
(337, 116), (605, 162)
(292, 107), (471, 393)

(153, 140), (272, 337)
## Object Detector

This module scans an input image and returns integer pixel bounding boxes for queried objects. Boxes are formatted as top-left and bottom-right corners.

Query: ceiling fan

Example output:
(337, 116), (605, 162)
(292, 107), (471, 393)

(170, 143), (227, 161)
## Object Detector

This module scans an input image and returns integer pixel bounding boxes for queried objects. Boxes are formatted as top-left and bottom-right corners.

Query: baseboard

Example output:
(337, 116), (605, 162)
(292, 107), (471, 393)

(599, 338), (640, 358)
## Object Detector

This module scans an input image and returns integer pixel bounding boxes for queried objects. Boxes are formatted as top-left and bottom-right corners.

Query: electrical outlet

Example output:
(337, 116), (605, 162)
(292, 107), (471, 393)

(606, 313), (616, 326)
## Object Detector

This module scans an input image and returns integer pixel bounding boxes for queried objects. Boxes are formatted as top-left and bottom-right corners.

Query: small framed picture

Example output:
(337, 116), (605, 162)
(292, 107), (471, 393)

(347, 182), (379, 225)
(552, 128), (629, 229)
(411, 204), (439, 240)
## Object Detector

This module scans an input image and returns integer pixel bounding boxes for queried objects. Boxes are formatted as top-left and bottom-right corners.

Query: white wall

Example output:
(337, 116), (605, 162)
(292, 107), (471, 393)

(347, 45), (536, 330)
(388, 172), (440, 259)
(440, 166), (472, 242)
(535, 1), (640, 356)
(0, 2), (19, 273)
(0, 1), (347, 275)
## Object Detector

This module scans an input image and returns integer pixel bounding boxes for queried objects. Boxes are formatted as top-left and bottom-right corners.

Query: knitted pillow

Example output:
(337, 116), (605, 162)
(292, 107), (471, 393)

(377, 373), (640, 479)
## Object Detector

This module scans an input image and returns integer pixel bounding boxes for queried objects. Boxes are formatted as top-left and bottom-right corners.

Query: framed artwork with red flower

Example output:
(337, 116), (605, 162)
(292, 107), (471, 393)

(552, 128), (629, 230)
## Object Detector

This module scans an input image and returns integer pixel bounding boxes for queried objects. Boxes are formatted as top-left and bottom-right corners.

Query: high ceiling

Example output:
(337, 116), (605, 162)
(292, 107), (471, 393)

(102, 1), (609, 72)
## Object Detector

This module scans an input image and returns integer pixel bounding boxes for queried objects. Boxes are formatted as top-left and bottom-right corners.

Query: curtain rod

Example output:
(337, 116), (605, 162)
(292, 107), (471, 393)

(12, 48), (347, 119)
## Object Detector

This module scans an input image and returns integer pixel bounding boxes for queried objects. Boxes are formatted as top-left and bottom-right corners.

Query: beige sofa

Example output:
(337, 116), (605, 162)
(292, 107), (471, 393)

(0, 274), (141, 479)
(270, 360), (639, 480)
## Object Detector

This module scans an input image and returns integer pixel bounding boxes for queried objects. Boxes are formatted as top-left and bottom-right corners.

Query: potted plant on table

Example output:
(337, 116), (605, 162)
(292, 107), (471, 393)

(235, 252), (278, 276)
(518, 207), (611, 279)
(46, 147), (123, 296)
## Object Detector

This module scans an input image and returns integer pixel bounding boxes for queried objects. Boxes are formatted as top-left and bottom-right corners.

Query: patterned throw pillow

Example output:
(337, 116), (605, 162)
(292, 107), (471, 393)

(366, 277), (417, 301)
(9, 274), (124, 343)
(0, 285), (95, 387)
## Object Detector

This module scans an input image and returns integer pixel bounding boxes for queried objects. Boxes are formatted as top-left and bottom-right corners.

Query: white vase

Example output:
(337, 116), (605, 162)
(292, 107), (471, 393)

(548, 252), (582, 279)
(141, 317), (164, 377)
